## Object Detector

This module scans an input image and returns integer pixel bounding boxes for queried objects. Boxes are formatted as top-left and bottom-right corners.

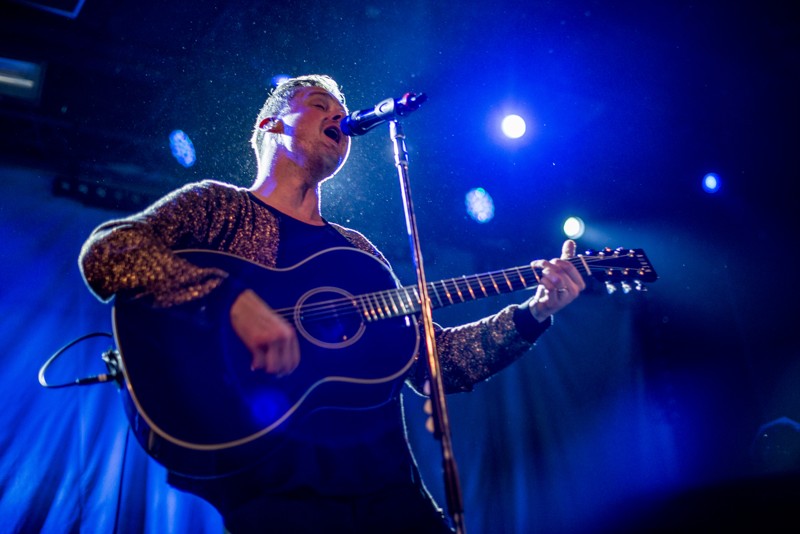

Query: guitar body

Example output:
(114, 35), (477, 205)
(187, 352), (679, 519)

(112, 248), (420, 478)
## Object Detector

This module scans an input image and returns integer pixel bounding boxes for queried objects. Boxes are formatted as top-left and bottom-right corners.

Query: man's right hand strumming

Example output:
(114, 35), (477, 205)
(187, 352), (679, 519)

(230, 289), (300, 377)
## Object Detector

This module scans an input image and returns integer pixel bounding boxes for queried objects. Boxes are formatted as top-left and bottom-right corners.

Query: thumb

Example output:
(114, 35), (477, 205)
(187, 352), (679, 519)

(561, 239), (576, 260)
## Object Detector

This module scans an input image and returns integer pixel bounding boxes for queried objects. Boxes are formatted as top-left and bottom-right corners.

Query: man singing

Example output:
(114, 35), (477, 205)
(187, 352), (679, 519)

(79, 74), (585, 533)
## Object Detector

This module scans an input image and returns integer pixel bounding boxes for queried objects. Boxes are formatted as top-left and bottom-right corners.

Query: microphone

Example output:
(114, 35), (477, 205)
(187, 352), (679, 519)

(340, 92), (427, 136)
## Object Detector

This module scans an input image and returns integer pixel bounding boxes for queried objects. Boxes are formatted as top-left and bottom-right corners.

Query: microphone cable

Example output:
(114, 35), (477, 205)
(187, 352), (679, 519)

(38, 332), (120, 388)
(39, 331), (132, 532)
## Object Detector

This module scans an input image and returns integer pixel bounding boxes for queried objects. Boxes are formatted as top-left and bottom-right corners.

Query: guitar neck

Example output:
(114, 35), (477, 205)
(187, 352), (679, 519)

(356, 267), (533, 322)
(355, 249), (656, 322)
(360, 261), (559, 322)
(422, 264), (539, 310)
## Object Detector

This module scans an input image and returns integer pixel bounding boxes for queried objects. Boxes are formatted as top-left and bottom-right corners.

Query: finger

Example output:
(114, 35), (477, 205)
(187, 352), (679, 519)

(558, 240), (586, 291)
(534, 256), (582, 295)
(541, 262), (570, 293)
(541, 272), (560, 293)
(273, 329), (301, 377)
(250, 347), (267, 371)
(287, 332), (301, 374)
(553, 258), (586, 291)
(561, 239), (576, 260)
(272, 337), (294, 377)
(542, 269), (575, 300)
(281, 324), (300, 375)
(262, 341), (280, 375)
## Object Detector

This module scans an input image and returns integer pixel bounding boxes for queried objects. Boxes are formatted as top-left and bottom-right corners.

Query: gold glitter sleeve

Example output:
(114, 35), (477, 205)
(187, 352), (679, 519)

(328, 223), (391, 266)
(430, 305), (537, 393)
(79, 181), (250, 307)
(397, 305), (536, 395)
(327, 224), (540, 394)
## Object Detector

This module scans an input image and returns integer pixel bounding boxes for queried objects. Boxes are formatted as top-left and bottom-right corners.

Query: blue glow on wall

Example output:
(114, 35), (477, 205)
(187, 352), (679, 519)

(702, 172), (721, 193)
(465, 187), (495, 223)
(169, 130), (196, 168)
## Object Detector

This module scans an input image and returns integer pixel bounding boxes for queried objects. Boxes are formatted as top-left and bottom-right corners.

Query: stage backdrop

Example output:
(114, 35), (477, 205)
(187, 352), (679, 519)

(1, 165), (792, 533)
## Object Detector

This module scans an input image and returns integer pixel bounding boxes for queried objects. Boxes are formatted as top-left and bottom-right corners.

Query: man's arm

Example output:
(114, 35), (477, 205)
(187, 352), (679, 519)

(79, 182), (229, 307)
(80, 180), (302, 376)
(411, 240), (585, 393)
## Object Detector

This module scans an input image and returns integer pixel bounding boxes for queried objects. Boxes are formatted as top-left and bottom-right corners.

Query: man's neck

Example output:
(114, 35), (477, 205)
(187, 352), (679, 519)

(250, 171), (325, 226)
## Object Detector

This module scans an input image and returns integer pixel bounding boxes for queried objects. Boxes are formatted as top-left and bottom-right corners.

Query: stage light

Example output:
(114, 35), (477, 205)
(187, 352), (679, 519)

(501, 114), (526, 139)
(563, 216), (585, 239)
(465, 187), (495, 223)
(0, 57), (44, 102)
(702, 172), (720, 193)
(169, 130), (196, 168)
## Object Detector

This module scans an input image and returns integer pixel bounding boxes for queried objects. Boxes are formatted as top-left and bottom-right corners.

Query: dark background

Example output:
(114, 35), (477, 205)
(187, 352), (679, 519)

(1, 0), (798, 532)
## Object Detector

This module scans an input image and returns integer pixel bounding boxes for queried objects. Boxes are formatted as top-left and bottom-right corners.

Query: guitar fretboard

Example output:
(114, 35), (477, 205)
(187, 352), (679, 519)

(285, 249), (655, 325)
(358, 264), (540, 322)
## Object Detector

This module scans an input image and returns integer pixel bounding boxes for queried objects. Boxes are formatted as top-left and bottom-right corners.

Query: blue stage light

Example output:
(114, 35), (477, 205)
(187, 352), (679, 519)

(563, 216), (585, 239)
(169, 130), (196, 168)
(702, 172), (720, 193)
(465, 188), (495, 223)
(501, 114), (526, 139)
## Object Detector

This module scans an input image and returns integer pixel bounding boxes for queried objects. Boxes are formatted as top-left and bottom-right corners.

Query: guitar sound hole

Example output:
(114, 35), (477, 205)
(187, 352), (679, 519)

(294, 287), (365, 349)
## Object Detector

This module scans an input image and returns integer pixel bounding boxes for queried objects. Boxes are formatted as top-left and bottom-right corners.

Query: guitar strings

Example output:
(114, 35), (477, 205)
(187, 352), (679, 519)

(272, 255), (640, 322)
(269, 255), (640, 324)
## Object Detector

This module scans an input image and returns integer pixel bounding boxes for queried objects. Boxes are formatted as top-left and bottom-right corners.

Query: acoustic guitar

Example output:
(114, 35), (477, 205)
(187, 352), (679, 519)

(111, 246), (657, 478)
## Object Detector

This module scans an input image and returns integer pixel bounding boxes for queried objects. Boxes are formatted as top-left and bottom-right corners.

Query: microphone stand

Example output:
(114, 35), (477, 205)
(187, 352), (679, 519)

(389, 119), (466, 534)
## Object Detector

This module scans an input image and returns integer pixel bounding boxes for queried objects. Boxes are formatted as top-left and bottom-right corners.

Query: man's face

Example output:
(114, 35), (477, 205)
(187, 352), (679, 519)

(276, 87), (351, 181)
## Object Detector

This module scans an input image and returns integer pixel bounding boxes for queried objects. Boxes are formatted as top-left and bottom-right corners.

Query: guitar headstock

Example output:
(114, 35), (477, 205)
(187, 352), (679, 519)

(577, 247), (657, 294)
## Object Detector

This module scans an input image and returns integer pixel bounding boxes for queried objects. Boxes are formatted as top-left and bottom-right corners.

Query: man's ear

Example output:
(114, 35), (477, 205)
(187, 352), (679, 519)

(258, 117), (283, 133)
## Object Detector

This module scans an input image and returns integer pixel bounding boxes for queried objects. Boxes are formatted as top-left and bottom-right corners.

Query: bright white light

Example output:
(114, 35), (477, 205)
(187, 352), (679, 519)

(501, 114), (526, 139)
(702, 172), (720, 193)
(563, 216), (585, 239)
(271, 74), (291, 86)
(465, 188), (495, 223)
(169, 130), (196, 168)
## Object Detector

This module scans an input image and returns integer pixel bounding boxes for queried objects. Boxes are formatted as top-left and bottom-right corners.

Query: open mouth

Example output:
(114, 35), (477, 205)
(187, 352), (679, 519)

(323, 127), (341, 144)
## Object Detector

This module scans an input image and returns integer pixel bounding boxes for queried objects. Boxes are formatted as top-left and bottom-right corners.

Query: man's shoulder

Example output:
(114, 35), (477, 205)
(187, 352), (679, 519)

(327, 223), (371, 248)
(178, 179), (244, 195)
(328, 223), (389, 266)
(159, 179), (247, 205)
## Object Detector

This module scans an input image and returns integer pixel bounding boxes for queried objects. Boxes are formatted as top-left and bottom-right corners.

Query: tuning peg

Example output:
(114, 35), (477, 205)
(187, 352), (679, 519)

(621, 281), (632, 294)
(605, 281), (617, 294)
(634, 280), (646, 292)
